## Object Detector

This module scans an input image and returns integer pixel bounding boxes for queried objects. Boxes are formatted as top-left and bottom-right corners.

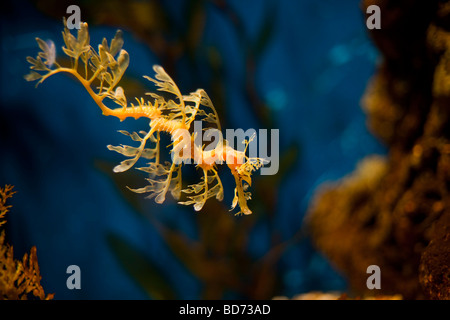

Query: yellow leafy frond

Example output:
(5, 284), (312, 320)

(0, 185), (53, 300)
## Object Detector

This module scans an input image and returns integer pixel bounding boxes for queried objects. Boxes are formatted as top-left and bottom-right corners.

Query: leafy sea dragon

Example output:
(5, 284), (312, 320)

(25, 20), (266, 215)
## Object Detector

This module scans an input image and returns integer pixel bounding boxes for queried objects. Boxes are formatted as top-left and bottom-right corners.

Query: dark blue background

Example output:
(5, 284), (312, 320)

(0, 0), (385, 299)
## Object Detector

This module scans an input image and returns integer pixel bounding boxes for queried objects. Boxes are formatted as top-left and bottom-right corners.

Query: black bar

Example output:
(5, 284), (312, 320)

(1, 299), (447, 318)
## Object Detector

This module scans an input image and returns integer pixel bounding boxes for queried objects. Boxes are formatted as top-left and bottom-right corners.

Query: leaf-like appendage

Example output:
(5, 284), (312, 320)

(144, 66), (184, 107)
(118, 130), (143, 142)
(112, 86), (127, 107)
(108, 144), (157, 160)
(138, 163), (169, 176)
(108, 128), (156, 173)
(105, 30), (124, 57)
(24, 71), (42, 82)
(170, 166), (182, 200)
(110, 50), (129, 87)
(179, 170), (223, 211)
(128, 163), (181, 204)
(26, 56), (48, 71)
(36, 38), (55, 67)
(26, 20), (130, 101)
(62, 21), (90, 59)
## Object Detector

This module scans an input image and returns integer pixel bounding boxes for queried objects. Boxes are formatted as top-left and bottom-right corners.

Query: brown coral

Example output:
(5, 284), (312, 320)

(306, 0), (450, 299)
(0, 185), (53, 300)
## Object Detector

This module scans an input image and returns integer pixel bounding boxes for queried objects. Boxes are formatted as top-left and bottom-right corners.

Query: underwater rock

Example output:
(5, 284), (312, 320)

(307, 0), (450, 299)
(419, 209), (450, 300)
